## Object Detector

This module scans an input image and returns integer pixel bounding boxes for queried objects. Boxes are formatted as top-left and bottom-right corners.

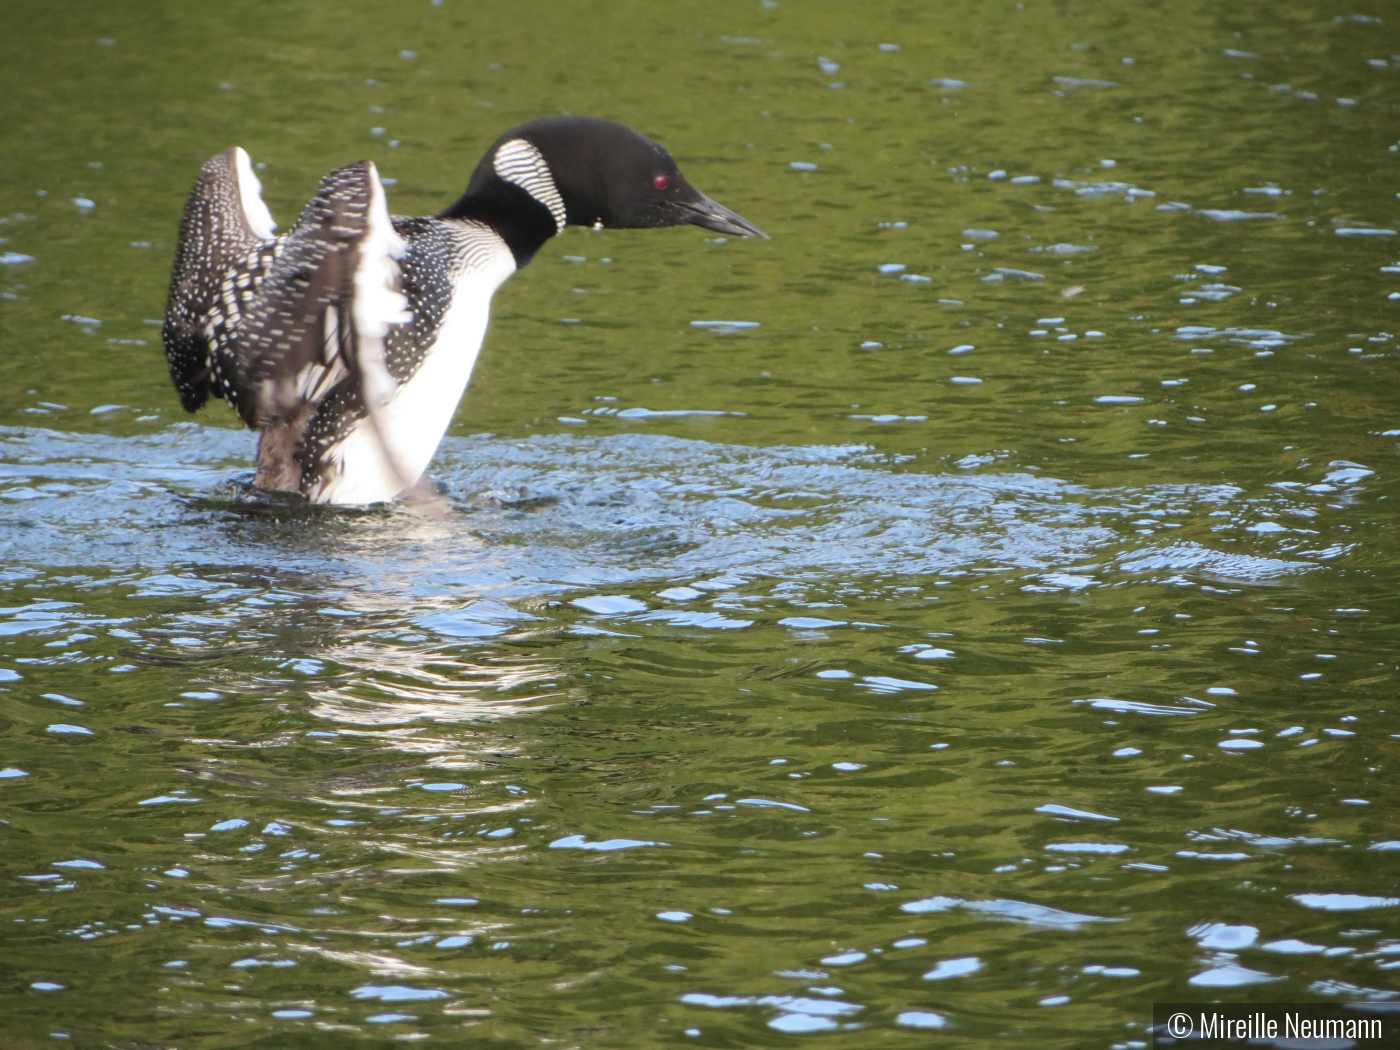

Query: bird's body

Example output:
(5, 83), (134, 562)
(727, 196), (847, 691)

(303, 215), (515, 504)
(162, 118), (765, 504)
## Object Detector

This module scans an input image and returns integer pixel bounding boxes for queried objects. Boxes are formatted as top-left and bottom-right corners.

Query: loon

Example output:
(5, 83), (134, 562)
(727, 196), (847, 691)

(162, 117), (766, 504)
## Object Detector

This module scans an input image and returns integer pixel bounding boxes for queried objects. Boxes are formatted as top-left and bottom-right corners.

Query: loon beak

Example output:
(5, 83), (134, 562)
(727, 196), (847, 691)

(680, 195), (769, 239)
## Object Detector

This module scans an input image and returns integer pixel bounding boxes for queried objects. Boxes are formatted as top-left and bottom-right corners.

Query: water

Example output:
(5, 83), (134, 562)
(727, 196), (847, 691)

(2, 1), (1399, 1045)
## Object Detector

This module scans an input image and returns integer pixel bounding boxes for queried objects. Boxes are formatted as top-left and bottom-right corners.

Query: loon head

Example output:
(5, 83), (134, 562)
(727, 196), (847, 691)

(448, 116), (767, 262)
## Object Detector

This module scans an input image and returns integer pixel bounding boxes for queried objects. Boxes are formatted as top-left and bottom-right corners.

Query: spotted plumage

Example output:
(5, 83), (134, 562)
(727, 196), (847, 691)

(300, 218), (514, 504)
(163, 147), (277, 413)
(163, 117), (767, 505)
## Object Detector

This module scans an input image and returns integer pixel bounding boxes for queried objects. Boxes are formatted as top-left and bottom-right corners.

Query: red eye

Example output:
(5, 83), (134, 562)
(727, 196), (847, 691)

(653, 174), (669, 190)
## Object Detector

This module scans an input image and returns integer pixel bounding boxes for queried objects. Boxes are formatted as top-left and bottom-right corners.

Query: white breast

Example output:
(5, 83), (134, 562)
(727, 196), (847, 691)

(308, 230), (516, 505)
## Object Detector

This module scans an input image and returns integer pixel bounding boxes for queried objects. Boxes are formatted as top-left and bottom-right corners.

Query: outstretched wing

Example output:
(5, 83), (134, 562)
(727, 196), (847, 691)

(219, 161), (410, 428)
(162, 147), (277, 412)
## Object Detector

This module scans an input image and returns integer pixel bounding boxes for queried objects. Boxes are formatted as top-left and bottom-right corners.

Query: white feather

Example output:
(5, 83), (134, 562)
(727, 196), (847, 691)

(231, 147), (277, 241)
(341, 163), (417, 495)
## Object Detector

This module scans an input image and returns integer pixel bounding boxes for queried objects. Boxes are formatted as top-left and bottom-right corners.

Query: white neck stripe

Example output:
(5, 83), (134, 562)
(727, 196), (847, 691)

(493, 139), (567, 233)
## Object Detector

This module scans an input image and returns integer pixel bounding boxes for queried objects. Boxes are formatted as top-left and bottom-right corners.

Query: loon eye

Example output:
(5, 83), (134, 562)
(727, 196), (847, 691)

(653, 174), (669, 190)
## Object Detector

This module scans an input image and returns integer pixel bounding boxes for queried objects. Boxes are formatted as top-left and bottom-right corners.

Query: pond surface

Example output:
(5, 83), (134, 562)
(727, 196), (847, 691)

(2, 0), (1399, 1046)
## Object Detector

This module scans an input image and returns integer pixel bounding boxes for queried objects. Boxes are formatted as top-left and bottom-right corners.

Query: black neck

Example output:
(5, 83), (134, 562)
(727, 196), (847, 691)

(437, 179), (558, 267)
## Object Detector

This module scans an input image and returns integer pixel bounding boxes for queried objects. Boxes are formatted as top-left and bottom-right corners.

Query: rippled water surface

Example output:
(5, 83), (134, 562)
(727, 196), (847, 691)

(3, 0), (1399, 1046)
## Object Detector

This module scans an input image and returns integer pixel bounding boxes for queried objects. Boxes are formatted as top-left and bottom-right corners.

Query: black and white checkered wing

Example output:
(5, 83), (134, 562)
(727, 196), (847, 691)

(219, 161), (411, 434)
(162, 147), (277, 412)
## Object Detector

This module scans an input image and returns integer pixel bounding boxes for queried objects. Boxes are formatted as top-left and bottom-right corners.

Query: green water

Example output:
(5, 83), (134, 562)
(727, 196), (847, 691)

(2, 0), (1398, 1046)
